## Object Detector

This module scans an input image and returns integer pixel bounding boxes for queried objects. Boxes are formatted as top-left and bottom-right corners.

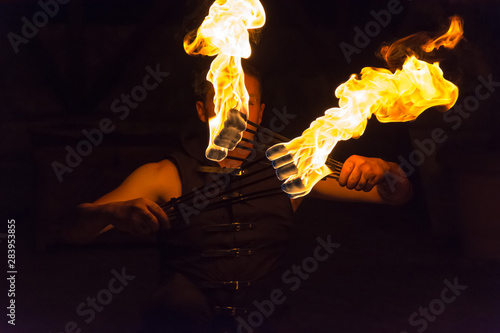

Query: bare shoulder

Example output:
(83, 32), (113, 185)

(133, 159), (181, 190)
(126, 159), (179, 182)
(149, 159), (182, 201)
(155, 159), (179, 174)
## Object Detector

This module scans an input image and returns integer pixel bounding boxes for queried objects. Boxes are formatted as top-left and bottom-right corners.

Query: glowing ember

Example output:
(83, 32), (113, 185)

(267, 17), (463, 198)
(184, 0), (266, 161)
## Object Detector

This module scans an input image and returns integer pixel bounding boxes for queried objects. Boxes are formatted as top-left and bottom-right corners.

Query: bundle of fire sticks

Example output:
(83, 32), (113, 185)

(158, 121), (344, 227)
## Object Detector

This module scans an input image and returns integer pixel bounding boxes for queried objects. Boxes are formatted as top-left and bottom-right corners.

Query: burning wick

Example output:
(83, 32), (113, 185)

(267, 16), (464, 199)
(213, 108), (247, 148)
(184, 0), (266, 161)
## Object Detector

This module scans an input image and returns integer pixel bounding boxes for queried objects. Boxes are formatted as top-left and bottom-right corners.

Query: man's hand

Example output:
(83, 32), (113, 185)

(338, 155), (391, 192)
(80, 198), (170, 237)
(336, 155), (412, 204)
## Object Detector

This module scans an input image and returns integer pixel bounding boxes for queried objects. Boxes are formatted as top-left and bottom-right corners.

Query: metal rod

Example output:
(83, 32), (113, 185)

(159, 164), (275, 212)
(244, 127), (282, 144)
(196, 187), (284, 212)
(243, 123), (345, 170)
(246, 119), (290, 143)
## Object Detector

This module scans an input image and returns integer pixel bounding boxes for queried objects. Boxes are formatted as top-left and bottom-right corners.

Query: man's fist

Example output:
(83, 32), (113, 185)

(338, 155), (392, 192)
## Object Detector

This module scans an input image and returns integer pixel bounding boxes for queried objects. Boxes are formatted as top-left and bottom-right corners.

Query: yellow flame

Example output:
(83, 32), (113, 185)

(422, 16), (464, 52)
(184, 0), (266, 161)
(268, 17), (463, 198)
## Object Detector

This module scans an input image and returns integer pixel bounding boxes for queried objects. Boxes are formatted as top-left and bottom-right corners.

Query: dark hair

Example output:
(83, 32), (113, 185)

(193, 61), (263, 102)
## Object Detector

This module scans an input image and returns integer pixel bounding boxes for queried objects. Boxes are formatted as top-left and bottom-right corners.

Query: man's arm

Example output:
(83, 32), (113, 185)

(59, 159), (182, 244)
(310, 155), (412, 205)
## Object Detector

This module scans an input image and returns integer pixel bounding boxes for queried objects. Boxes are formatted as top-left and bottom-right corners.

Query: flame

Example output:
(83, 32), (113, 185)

(380, 16), (464, 69)
(267, 17), (463, 198)
(184, 0), (266, 161)
(422, 16), (464, 52)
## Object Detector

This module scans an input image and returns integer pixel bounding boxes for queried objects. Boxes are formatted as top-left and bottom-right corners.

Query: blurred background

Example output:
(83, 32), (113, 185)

(0, 0), (499, 332)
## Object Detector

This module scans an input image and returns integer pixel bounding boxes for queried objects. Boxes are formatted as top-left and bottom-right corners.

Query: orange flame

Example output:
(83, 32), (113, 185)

(267, 17), (463, 198)
(184, 0), (266, 161)
(422, 16), (464, 52)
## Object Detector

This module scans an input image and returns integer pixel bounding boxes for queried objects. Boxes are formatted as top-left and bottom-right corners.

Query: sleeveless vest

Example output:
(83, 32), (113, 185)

(157, 125), (294, 306)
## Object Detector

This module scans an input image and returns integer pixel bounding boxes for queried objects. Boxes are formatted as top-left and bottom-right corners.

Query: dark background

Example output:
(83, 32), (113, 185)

(1, 0), (499, 332)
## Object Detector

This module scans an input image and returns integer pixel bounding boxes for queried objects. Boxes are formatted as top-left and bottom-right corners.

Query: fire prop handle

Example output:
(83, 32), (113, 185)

(159, 124), (344, 226)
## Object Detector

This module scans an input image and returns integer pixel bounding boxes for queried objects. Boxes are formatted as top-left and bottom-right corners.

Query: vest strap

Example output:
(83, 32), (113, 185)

(197, 166), (246, 176)
(213, 306), (250, 317)
(204, 222), (254, 232)
(202, 280), (252, 290)
(201, 247), (254, 258)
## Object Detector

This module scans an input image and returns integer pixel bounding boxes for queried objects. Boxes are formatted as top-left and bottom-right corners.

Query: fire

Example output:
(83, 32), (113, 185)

(380, 15), (464, 66)
(184, 0), (266, 161)
(267, 17), (463, 198)
(422, 16), (464, 52)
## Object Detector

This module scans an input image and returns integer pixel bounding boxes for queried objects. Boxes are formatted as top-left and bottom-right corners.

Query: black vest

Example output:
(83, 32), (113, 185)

(158, 125), (295, 294)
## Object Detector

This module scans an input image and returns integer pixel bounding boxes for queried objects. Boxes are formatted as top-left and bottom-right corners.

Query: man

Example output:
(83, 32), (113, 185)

(61, 68), (412, 332)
